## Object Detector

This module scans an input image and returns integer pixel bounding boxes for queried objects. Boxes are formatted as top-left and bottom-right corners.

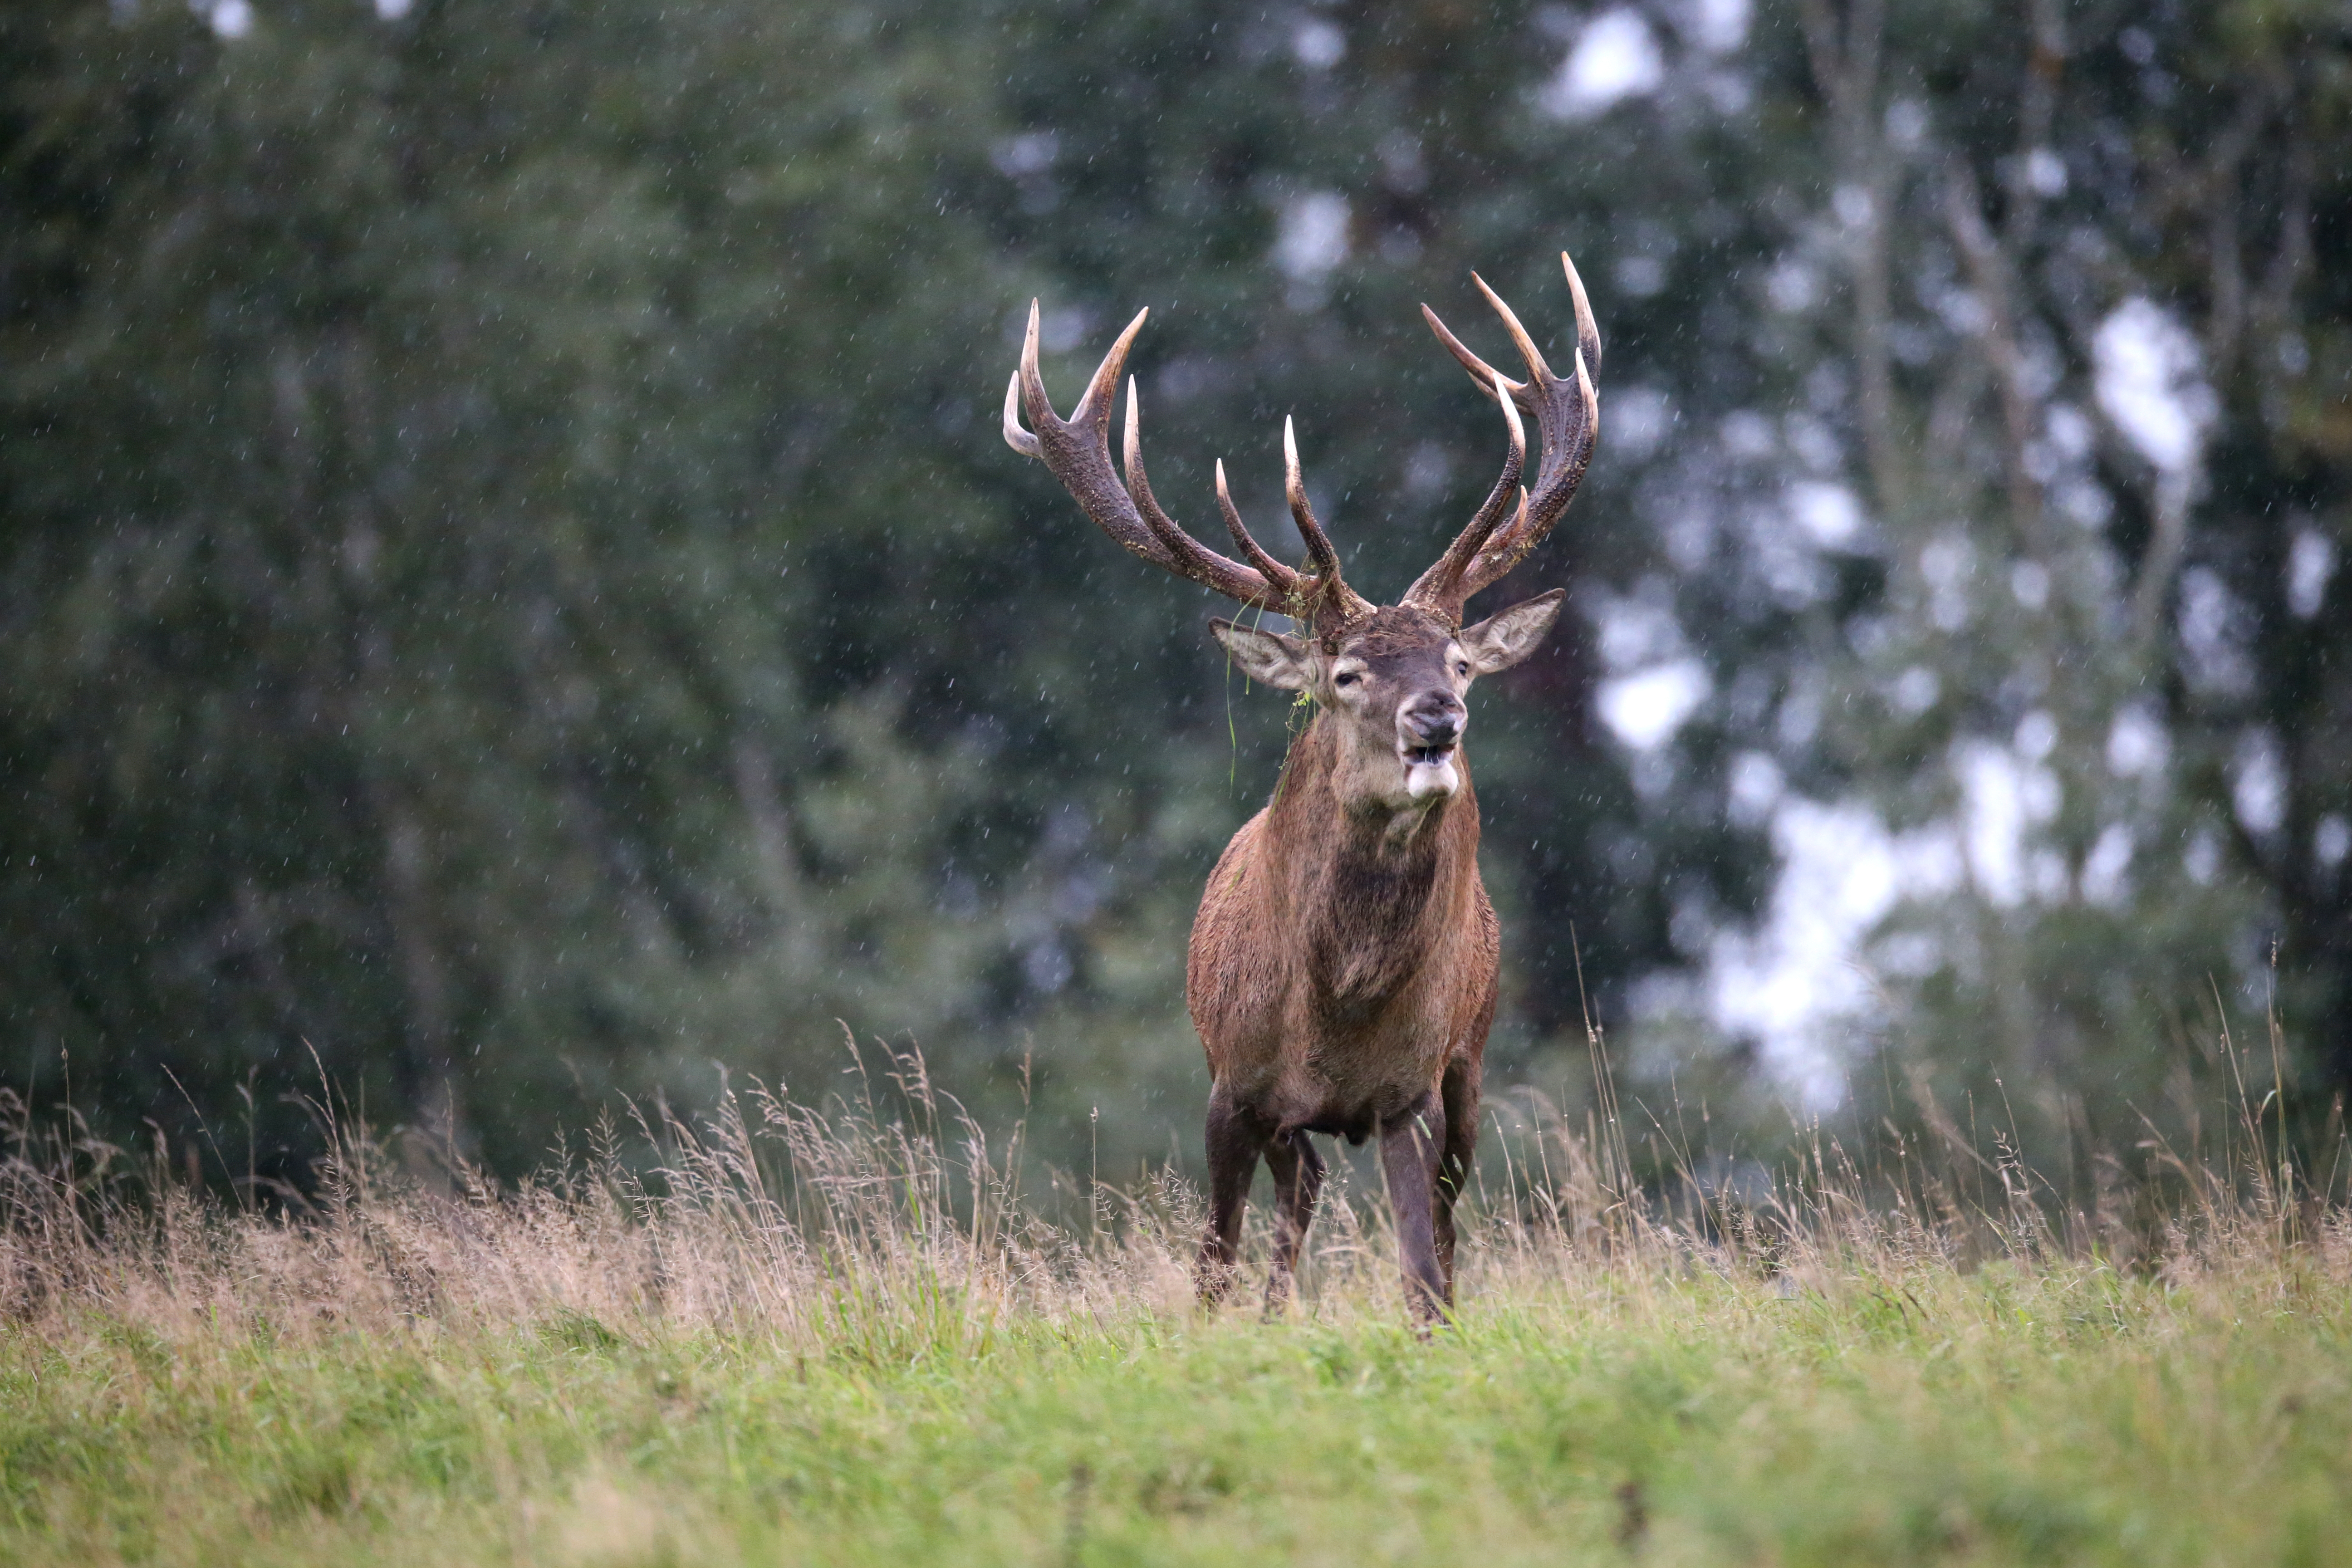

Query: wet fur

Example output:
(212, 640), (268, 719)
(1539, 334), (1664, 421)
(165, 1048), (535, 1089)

(1186, 660), (1500, 1320)
(1190, 717), (1496, 1138)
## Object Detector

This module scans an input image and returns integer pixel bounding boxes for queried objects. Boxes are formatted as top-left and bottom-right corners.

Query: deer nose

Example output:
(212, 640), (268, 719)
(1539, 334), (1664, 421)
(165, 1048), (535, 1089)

(1401, 695), (1465, 747)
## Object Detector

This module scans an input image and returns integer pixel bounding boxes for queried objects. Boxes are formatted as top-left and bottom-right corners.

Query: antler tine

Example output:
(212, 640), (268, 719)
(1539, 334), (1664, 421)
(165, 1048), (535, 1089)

(1004, 298), (1051, 456)
(1009, 303), (1288, 611)
(1015, 298), (1054, 429)
(1282, 417), (1338, 584)
(1001, 371), (1041, 457)
(1421, 303), (1534, 415)
(1401, 369), (1526, 615)
(1215, 459), (1299, 592)
(1081, 308), (1150, 422)
(1120, 375), (1186, 552)
(1562, 250), (1603, 376)
(1470, 272), (1555, 387)
(1284, 417), (1376, 631)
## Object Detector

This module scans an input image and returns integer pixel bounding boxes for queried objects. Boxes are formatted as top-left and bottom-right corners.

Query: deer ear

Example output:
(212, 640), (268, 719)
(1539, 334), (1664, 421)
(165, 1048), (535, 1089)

(1459, 588), (1567, 674)
(1209, 618), (1313, 691)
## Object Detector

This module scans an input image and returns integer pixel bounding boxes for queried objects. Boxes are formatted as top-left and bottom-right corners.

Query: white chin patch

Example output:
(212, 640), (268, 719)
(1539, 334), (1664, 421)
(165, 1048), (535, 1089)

(1404, 753), (1460, 800)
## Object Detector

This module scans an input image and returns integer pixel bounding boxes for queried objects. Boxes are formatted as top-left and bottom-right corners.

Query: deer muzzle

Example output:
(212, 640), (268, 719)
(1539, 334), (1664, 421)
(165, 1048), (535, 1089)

(1399, 695), (1466, 800)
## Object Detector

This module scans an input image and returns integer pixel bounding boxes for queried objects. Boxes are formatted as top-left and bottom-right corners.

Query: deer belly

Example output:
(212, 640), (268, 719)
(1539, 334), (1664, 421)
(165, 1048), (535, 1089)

(1277, 1016), (1454, 1142)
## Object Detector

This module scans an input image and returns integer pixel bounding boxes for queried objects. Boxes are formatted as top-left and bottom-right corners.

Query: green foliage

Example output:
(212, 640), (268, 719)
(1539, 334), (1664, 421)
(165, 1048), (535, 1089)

(0, 0), (1717, 1175)
(5, 0), (2352, 1188)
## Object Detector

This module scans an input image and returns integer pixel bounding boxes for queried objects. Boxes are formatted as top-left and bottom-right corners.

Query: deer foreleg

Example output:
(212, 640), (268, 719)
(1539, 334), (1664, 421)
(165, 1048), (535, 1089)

(1436, 1058), (1482, 1305)
(1262, 1129), (1327, 1317)
(1197, 1090), (1269, 1306)
(1380, 1089), (1449, 1326)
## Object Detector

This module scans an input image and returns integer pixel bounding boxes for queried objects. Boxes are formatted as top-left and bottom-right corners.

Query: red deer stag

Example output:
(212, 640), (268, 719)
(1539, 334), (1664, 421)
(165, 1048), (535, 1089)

(1003, 255), (1599, 1323)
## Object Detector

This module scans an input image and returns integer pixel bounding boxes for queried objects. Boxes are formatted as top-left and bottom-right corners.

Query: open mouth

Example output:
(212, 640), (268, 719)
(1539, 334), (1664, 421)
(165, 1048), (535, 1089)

(1401, 743), (1456, 767)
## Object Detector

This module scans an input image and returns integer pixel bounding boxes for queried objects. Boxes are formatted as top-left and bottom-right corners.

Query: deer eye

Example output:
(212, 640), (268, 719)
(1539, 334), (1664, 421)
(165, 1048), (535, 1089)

(1333, 670), (1360, 688)
(1454, 660), (1471, 678)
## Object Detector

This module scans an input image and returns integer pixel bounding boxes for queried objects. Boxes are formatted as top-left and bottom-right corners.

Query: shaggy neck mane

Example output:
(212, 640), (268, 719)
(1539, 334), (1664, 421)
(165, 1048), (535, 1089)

(1262, 711), (1484, 1013)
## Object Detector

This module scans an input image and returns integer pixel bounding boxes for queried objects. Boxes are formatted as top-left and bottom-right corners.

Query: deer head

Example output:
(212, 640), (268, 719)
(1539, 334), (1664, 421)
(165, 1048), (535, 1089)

(1004, 255), (1600, 811)
(1206, 598), (1567, 810)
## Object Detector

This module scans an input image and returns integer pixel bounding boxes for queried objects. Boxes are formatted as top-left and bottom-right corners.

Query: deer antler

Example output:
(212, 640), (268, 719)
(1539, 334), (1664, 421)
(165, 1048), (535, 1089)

(1403, 253), (1602, 623)
(1004, 301), (1372, 637)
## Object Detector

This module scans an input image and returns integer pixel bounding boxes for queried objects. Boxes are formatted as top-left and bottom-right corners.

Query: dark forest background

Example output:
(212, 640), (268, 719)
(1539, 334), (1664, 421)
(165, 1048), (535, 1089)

(5, 0), (2349, 1187)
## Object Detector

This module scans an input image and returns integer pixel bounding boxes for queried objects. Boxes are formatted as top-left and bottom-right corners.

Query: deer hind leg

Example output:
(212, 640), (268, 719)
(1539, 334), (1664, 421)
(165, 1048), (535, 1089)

(1196, 1089), (1270, 1306)
(1261, 1129), (1327, 1318)
(1435, 1058), (1482, 1307)
(1379, 1089), (1449, 1327)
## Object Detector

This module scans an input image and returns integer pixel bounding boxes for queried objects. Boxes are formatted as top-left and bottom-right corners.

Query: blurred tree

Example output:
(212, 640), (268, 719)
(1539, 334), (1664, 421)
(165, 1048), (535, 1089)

(1648, 0), (2352, 1174)
(3, 0), (1771, 1179)
(5, 0), (2347, 1190)
(0, 0), (1093, 1173)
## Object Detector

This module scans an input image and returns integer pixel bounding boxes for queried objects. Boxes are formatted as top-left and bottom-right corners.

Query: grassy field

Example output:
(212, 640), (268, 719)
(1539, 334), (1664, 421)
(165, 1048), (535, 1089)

(5, 1082), (2351, 1566)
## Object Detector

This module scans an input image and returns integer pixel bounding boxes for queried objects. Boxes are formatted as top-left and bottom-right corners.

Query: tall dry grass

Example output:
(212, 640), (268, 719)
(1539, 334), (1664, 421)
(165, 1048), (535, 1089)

(5, 1023), (2346, 1352)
